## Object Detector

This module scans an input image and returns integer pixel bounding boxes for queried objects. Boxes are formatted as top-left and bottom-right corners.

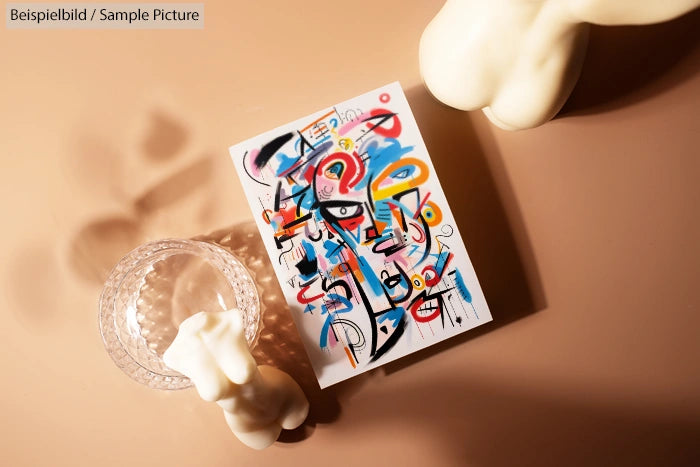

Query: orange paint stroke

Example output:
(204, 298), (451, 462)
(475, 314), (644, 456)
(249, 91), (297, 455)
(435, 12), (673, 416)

(371, 157), (430, 201)
(390, 204), (404, 226)
(344, 347), (357, 368)
(374, 220), (388, 236)
(300, 110), (335, 133)
(330, 253), (364, 281)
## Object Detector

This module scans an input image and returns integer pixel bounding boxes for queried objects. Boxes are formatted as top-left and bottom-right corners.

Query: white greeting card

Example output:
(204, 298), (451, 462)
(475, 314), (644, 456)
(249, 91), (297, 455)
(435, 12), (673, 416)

(230, 82), (491, 388)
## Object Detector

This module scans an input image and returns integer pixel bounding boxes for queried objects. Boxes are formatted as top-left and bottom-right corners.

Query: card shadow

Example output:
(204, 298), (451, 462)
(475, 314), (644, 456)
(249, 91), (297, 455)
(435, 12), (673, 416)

(379, 86), (547, 376)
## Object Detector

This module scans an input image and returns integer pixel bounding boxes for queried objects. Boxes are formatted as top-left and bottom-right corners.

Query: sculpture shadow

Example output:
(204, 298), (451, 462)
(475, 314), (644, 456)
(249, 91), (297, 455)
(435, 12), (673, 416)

(65, 106), (233, 288)
(70, 156), (215, 284)
(10, 109), (198, 328)
(560, 8), (700, 117)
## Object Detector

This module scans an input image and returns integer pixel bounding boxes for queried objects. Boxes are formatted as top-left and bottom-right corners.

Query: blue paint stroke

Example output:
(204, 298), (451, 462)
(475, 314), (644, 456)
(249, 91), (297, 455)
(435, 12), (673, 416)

(432, 250), (451, 278)
(453, 269), (472, 303)
(377, 306), (405, 327)
(453, 269), (479, 319)
(356, 255), (385, 297)
(322, 239), (344, 264)
(275, 153), (297, 176)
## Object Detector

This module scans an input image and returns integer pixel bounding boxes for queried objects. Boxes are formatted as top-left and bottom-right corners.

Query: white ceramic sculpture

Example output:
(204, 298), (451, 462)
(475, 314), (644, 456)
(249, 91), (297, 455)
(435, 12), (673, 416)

(163, 309), (309, 450)
(419, 0), (700, 130)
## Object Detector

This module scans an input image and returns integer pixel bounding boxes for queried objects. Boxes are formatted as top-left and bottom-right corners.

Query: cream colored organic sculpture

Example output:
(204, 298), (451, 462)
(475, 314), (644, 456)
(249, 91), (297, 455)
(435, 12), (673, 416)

(419, 0), (700, 130)
(163, 309), (309, 450)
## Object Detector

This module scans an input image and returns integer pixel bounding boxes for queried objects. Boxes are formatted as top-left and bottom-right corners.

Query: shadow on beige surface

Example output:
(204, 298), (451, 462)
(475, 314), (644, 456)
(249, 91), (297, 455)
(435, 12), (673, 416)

(68, 111), (213, 284)
(383, 86), (547, 375)
(353, 375), (700, 466)
(5, 244), (64, 328)
(561, 8), (700, 117)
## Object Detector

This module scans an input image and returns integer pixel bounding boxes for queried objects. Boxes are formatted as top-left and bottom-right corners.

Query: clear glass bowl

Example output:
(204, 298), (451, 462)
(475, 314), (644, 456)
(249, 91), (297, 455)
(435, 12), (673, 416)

(98, 239), (260, 390)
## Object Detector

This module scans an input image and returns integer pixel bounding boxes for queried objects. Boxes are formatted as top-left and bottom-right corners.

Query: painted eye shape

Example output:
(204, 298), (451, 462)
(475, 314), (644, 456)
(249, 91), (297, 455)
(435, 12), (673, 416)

(382, 275), (403, 289)
(324, 161), (345, 179)
(324, 204), (362, 219)
(391, 168), (411, 179)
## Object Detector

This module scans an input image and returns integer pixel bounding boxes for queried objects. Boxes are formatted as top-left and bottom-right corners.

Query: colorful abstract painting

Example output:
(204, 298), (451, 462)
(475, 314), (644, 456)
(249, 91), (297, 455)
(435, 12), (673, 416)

(230, 82), (491, 388)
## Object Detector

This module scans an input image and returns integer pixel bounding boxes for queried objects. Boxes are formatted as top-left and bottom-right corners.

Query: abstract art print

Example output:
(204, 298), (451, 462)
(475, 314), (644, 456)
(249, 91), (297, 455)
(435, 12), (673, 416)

(230, 82), (491, 388)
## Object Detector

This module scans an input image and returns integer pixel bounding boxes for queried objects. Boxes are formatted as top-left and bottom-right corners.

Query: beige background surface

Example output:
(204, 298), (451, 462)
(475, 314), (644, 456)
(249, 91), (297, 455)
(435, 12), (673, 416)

(1, 1), (699, 466)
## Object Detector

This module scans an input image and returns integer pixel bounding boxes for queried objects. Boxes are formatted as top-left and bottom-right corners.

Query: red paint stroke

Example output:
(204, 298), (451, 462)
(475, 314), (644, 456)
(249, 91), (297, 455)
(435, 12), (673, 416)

(316, 151), (365, 194)
(366, 108), (401, 138)
(422, 265), (441, 287)
(409, 296), (441, 323)
(302, 164), (316, 184)
(297, 286), (324, 305)
(409, 222), (426, 243)
(413, 192), (432, 219)
(336, 214), (365, 233)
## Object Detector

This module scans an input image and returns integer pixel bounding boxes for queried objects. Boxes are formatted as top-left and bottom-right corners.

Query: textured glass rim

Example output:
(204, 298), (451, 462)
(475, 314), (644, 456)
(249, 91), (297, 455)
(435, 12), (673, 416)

(98, 239), (261, 390)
